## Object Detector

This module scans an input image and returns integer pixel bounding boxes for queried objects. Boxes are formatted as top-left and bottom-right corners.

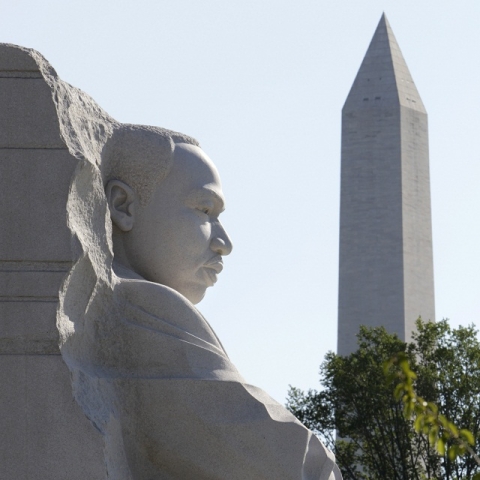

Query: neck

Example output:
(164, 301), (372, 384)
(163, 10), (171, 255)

(111, 226), (142, 280)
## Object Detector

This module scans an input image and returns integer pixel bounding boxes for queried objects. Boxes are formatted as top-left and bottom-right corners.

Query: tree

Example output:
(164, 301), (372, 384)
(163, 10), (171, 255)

(407, 320), (480, 478)
(286, 320), (480, 480)
(385, 350), (480, 480)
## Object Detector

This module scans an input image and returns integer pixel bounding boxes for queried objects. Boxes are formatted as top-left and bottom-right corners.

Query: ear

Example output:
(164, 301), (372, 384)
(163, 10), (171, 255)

(105, 180), (136, 232)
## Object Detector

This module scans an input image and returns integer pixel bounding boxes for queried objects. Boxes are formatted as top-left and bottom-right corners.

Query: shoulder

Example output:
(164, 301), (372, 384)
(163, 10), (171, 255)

(114, 275), (191, 312)
(113, 276), (224, 351)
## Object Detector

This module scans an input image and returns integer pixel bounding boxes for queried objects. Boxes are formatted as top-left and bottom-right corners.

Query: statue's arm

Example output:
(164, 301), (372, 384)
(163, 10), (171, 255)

(110, 279), (340, 479)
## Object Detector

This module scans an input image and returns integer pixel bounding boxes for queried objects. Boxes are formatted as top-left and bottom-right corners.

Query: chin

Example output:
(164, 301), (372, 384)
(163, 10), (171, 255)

(150, 276), (208, 305)
(189, 291), (206, 305)
(183, 286), (208, 305)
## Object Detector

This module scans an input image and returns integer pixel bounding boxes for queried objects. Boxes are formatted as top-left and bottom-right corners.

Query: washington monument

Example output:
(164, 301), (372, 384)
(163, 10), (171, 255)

(338, 14), (435, 356)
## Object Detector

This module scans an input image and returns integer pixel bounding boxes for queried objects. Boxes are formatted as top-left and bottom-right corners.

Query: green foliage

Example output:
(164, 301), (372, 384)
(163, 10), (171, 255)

(385, 350), (480, 479)
(286, 319), (480, 480)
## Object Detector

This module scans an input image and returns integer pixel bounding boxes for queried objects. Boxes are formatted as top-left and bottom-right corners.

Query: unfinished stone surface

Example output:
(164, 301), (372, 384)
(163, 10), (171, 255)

(0, 43), (105, 479)
(338, 14), (435, 356)
(1, 44), (342, 479)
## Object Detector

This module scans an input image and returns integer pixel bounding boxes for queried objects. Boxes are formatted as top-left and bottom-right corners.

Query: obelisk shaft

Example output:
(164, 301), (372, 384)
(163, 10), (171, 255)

(337, 14), (435, 356)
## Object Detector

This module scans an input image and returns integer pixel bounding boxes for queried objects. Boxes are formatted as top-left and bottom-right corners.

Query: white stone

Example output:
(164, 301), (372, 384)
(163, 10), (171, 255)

(338, 14), (435, 356)
(0, 44), (106, 479)
(1, 43), (342, 479)
(0, 355), (105, 479)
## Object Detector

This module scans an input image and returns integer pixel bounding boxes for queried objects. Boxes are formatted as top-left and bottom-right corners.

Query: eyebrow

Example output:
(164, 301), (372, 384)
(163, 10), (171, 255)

(187, 188), (226, 212)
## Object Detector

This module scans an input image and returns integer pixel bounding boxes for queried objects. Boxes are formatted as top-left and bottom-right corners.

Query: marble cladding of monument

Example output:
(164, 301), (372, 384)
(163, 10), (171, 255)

(0, 43), (342, 479)
(337, 14), (435, 356)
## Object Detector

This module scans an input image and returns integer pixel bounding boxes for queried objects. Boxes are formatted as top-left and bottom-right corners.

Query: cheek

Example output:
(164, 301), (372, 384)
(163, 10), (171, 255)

(198, 221), (211, 240)
(161, 213), (212, 262)
(181, 210), (212, 242)
(187, 221), (212, 253)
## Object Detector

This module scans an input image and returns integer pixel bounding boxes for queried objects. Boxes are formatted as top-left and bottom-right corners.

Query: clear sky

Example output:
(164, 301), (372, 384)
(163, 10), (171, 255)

(2, 0), (479, 403)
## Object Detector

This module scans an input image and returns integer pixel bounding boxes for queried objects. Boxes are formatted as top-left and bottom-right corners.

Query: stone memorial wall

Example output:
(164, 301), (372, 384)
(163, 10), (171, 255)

(0, 44), (104, 479)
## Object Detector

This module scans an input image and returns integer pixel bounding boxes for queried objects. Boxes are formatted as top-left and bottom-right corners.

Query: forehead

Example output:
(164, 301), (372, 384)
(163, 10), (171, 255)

(169, 144), (225, 200)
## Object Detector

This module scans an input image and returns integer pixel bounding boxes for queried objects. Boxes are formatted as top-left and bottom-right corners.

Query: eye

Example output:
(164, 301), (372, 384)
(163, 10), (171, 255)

(198, 206), (211, 215)
(195, 200), (215, 216)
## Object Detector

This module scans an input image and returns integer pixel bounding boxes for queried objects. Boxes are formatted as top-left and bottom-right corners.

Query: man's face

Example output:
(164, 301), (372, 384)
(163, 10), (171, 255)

(124, 143), (233, 304)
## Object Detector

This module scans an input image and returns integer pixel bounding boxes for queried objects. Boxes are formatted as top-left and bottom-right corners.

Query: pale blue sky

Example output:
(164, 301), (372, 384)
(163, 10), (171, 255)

(2, 0), (479, 402)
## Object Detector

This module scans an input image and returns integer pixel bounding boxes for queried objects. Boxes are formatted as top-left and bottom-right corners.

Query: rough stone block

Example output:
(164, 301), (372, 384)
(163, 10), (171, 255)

(0, 44), (39, 72)
(0, 78), (64, 148)
(0, 268), (68, 298)
(0, 300), (59, 354)
(0, 355), (105, 479)
(0, 149), (76, 261)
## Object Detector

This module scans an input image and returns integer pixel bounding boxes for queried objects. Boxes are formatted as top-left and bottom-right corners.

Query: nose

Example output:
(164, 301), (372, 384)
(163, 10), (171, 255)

(210, 222), (233, 256)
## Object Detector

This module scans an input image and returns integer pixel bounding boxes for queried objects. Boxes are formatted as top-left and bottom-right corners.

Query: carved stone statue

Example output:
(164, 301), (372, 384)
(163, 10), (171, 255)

(4, 43), (341, 479)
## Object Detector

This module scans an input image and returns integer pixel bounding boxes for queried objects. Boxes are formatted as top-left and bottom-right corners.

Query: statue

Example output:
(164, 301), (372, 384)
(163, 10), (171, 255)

(22, 46), (343, 479)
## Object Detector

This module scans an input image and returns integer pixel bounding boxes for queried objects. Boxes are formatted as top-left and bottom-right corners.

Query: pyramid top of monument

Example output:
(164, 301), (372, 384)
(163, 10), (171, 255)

(343, 13), (426, 114)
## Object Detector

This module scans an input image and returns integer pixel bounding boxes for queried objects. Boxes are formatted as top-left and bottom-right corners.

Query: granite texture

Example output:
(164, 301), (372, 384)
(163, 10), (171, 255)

(0, 149), (76, 261)
(1, 43), (342, 479)
(0, 43), (105, 479)
(0, 355), (105, 479)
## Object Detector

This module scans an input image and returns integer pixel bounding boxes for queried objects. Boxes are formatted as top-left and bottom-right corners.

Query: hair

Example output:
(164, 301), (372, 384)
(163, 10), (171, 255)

(101, 124), (199, 205)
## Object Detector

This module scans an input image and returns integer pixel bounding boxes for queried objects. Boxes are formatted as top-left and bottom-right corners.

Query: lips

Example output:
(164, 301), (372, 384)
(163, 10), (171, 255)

(202, 257), (224, 286)
(203, 256), (223, 274)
